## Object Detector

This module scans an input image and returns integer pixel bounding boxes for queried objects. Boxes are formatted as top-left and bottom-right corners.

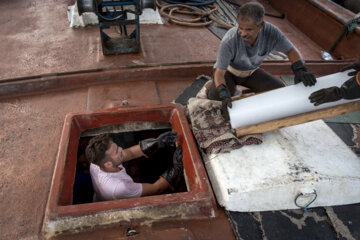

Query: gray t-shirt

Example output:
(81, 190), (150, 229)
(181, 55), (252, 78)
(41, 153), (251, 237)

(214, 22), (294, 71)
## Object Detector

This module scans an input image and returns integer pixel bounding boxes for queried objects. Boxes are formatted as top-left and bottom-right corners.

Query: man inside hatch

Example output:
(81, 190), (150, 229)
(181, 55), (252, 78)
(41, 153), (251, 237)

(207, 2), (316, 115)
(85, 131), (183, 201)
(309, 62), (360, 105)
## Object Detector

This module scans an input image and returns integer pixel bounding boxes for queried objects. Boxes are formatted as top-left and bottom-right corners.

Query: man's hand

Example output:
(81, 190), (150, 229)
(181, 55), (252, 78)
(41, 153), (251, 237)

(309, 87), (342, 106)
(217, 84), (232, 108)
(291, 60), (317, 86)
(156, 131), (177, 148)
(216, 84), (232, 121)
(341, 62), (360, 76)
(140, 131), (177, 157)
(172, 146), (183, 166)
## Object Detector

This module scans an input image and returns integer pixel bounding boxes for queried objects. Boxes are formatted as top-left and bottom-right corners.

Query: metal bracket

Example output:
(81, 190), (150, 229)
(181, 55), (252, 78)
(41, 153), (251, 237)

(294, 190), (317, 213)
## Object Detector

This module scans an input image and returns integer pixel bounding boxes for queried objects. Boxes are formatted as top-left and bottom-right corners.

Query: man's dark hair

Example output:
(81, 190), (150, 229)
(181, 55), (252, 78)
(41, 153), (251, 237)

(237, 2), (265, 25)
(85, 134), (111, 166)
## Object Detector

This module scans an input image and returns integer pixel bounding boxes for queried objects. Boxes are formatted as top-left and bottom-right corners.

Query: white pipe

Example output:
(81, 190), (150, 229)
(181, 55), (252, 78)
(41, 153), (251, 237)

(229, 70), (358, 129)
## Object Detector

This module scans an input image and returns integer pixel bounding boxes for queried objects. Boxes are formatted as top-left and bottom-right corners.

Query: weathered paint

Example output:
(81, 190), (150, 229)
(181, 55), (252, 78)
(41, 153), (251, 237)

(205, 120), (360, 212)
(42, 104), (216, 239)
(44, 201), (215, 239)
(0, 62), (354, 101)
(268, 0), (360, 59)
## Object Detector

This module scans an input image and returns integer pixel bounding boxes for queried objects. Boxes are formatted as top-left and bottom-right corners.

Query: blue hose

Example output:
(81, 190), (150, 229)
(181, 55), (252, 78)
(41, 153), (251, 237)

(161, 0), (216, 6)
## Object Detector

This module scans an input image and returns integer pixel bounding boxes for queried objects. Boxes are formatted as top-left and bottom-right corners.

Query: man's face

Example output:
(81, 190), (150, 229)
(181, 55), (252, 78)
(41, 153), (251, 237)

(104, 141), (126, 167)
(237, 18), (263, 45)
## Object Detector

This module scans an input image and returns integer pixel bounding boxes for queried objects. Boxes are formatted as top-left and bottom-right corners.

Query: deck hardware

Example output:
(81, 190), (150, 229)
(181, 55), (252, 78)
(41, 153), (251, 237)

(322, 15), (360, 60)
(126, 227), (138, 236)
(294, 190), (317, 213)
(77, 0), (156, 54)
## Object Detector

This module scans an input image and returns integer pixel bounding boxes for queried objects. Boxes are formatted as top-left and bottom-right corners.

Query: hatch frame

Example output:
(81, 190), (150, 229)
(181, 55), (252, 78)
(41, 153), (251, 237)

(42, 104), (216, 238)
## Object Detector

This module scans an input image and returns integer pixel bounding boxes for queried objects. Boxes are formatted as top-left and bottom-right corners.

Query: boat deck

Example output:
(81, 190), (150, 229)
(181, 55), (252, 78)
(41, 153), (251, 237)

(0, 0), (359, 239)
(0, 0), (329, 81)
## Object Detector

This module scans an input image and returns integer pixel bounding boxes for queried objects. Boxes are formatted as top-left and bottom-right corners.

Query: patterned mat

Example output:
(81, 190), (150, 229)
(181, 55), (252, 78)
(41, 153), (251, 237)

(186, 76), (262, 155)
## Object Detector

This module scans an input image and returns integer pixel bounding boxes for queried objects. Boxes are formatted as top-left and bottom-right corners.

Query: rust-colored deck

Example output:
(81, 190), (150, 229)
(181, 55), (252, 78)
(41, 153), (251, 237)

(0, 62), (353, 240)
(2, 0), (359, 81)
(44, 104), (217, 238)
(0, 0), (359, 239)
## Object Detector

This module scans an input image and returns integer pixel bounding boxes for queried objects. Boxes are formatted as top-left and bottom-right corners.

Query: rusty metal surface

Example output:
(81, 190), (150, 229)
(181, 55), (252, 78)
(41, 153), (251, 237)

(87, 81), (160, 110)
(0, 78), (236, 240)
(86, 79), (193, 110)
(0, 61), (355, 101)
(0, 88), (89, 240)
(268, 0), (360, 59)
(43, 104), (217, 238)
(0, 0), (219, 80)
(0, 63), (213, 101)
(114, 228), (197, 240)
(1, 0), (356, 83)
(0, 0), (359, 239)
(52, 209), (235, 240)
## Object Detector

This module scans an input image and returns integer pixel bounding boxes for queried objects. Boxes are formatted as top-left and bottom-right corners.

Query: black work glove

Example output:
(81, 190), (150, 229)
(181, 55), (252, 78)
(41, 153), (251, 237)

(216, 84), (232, 121)
(308, 87), (342, 106)
(341, 62), (360, 76)
(140, 131), (177, 157)
(172, 146), (183, 167)
(161, 146), (183, 190)
(291, 60), (317, 86)
(340, 76), (360, 99)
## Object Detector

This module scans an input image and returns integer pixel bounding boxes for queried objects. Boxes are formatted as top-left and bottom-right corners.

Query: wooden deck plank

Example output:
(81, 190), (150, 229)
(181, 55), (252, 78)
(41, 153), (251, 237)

(236, 101), (360, 137)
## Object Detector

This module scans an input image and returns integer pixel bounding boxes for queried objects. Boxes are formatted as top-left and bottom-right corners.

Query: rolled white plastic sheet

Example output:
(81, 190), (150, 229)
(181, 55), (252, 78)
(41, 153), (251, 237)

(229, 70), (359, 129)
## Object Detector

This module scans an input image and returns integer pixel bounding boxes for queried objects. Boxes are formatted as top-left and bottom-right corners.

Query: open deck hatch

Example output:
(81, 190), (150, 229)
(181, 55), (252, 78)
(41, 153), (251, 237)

(42, 104), (216, 238)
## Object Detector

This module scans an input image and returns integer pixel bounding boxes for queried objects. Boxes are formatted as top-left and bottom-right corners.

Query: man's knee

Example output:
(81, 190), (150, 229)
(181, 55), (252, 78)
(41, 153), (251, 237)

(252, 69), (285, 91)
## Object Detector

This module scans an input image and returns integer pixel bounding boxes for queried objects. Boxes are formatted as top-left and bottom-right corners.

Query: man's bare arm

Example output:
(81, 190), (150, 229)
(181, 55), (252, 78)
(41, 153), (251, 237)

(285, 47), (302, 64)
(140, 177), (171, 196)
(123, 145), (146, 162)
(214, 68), (227, 87)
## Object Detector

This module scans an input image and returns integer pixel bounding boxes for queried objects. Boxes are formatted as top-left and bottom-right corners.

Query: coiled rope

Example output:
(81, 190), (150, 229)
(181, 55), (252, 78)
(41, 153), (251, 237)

(157, 0), (234, 28)
(162, 0), (216, 6)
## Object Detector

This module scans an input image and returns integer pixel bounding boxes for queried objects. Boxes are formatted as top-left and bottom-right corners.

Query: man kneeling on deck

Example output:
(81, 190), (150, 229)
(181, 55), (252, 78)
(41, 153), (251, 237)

(85, 131), (183, 201)
(207, 2), (316, 119)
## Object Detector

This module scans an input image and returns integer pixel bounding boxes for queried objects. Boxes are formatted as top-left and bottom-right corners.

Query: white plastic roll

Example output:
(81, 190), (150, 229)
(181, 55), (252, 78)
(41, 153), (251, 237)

(229, 70), (359, 129)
